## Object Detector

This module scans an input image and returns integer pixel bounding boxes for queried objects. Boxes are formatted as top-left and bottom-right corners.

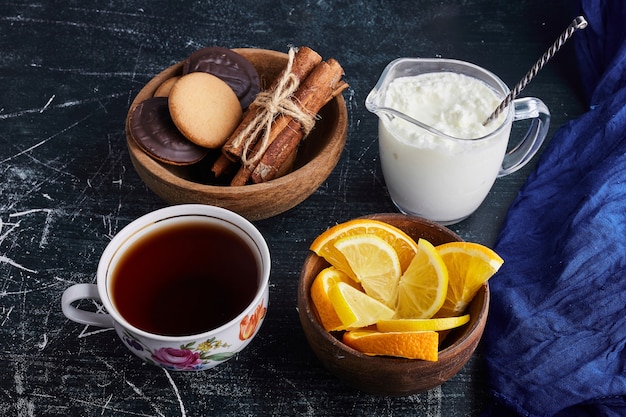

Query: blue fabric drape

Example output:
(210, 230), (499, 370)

(480, 1), (626, 416)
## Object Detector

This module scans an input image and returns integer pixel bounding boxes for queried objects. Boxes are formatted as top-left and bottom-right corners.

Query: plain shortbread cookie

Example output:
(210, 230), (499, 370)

(168, 72), (242, 148)
(153, 76), (180, 97)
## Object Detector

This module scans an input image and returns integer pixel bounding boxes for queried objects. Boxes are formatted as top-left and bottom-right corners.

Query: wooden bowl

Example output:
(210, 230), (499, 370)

(125, 48), (348, 221)
(297, 213), (490, 396)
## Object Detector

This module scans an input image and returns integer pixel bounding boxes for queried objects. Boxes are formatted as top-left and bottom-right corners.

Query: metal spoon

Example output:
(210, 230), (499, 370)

(483, 15), (588, 126)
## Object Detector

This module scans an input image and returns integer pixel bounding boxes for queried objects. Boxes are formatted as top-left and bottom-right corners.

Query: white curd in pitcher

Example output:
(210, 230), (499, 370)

(378, 72), (510, 224)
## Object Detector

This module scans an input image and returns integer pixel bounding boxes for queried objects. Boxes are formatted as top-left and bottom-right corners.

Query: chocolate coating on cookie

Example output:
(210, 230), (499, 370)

(129, 97), (208, 165)
(182, 46), (260, 110)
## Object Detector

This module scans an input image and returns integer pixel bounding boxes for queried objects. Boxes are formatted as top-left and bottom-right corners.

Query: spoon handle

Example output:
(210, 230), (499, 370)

(484, 16), (588, 126)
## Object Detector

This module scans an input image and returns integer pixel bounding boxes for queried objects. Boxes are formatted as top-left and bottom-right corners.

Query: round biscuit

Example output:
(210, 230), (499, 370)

(168, 72), (243, 148)
(153, 76), (180, 97)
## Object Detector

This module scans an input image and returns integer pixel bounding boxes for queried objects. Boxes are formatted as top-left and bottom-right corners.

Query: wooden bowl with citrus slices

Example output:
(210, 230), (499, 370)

(297, 213), (500, 396)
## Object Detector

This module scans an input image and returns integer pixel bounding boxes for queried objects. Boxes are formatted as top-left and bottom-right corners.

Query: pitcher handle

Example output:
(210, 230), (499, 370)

(498, 97), (551, 177)
(61, 283), (115, 328)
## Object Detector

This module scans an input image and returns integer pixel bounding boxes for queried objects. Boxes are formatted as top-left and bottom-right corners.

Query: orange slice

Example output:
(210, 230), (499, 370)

(333, 233), (402, 306)
(310, 267), (360, 331)
(376, 314), (470, 332)
(395, 238), (448, 319)
(310, 219), (420, 277)
(343, 330), (439, 361)
(328, 282), (395, 329)
(436, 242), (503, 316)
(334, 234), (402, 308)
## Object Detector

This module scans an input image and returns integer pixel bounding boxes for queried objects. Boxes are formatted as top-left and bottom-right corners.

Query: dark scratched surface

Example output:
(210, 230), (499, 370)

(0, 1), (585, 416)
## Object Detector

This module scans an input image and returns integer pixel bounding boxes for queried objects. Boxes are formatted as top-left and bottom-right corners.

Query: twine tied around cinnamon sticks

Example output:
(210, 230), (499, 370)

(213, 46), (348, 185)
(230, 48), (317, 168)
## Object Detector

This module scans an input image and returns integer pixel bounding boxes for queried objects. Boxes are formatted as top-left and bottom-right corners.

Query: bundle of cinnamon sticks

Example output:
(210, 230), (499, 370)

(211, 46), (348, 185)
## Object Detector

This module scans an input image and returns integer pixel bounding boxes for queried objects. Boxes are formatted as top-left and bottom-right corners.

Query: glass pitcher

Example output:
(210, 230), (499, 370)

(365, 58), (550, 225)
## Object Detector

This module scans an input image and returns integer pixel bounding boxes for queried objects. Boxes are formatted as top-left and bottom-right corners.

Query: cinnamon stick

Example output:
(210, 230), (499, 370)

(229, 76), (325, 186)
(228, 113), (289, 185)
(212, 46), (322, 179)
(231, 59), (347, 185)
(250, 59), (348, 183)
(230, 126), (298, 185)
(211, 153), (237, 179)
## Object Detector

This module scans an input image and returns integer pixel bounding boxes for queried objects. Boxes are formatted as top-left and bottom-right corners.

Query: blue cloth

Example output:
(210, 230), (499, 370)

(480, 1), (626, 416)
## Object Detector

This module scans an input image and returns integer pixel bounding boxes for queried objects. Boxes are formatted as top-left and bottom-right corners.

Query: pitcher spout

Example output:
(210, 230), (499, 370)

(365, 87), (452, 140)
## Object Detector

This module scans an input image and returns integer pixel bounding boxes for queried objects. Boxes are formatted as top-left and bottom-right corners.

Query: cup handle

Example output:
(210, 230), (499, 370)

(498, 97), (551, 177)
(61, 283), (115, 328)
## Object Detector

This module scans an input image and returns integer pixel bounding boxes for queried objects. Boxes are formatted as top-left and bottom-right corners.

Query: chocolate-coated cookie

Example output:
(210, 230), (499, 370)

(182, 46), (260, 110)
(128, 97), (208, 165)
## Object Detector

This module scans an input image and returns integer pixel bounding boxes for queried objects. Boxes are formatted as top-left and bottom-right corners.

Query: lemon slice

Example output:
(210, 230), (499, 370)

(436, 241), (503, 316)
(395, 238), (448, 319)
(310, 219), (419, 276)
(376, 314), (470, 332)
(333, 233), (401, 307)
(328, 282), (395, 329)
(343, 329), (439, 361)
(310, 267), (361, 331)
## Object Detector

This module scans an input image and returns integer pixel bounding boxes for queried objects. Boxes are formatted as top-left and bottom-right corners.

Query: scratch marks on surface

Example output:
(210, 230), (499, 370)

(102, 213), (119, 241)
(28, 63), (153, 79)
(0, 93), (126, 122)
(0, 15), (142, 36)
(163, 369), (187, 417)
(77, 325), (113, 338)
(0, 280), (63, 296)
(68, 6), (147, 19)
(0, 113), (92, 166)
(125, 379), (166, 417)
(1, 305), (14, 326)
(345, 87), (360, 130)
(0, 217), (22, 243)
(0, 214), (33, 268)
(84, 357), (190, 416)
(0, 255), (37, 275)
(100, 394), (113, 415)
(127, 45), (143, 108)
(0, 212), (46, 297)
(280, 377), (315, 417)
(10, 209), (53, 248)
(71, 397), (156, 417)
(35, 333), (48, 351)
(426, 385), (443, 417)
(39, 95), (55, 113)
(14, 359), (35, 417)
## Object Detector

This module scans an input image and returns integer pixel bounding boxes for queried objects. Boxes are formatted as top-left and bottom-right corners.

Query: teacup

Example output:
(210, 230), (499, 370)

(61, 204), (270, 371)
(366, 58), (550, 225)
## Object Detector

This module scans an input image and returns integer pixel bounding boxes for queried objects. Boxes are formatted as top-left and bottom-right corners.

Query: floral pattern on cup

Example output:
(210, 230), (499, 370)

(122, 330), (234, 371)
(239, 300), (267, 340)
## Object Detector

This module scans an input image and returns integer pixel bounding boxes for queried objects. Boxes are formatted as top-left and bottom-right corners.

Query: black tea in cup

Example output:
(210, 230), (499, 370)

(110, 218), (259, 337)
